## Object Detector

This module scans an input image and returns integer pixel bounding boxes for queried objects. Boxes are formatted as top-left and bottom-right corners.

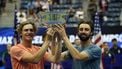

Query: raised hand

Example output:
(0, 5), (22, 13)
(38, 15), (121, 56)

(45, 27), (55, 42)
(53, 24), (67, 39)
(47, 28), (55, 36)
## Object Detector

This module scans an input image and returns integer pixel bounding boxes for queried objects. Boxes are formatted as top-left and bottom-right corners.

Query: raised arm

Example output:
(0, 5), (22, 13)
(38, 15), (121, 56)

(45, 32), (62, 63)
(54, 24), (89, 61)
(14, 28), (55, 63)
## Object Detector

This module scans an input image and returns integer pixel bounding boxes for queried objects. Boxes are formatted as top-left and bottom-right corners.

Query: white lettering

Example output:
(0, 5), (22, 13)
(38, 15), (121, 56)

(7, 36), (13, 44)
(0, 37), (2, 44)
(69, 35), (76, 42)
(0, 36), (8, 44)
(0, 37), (3, 44)
(0, 34), (122, 45)
(32, 36), (43, 44)
(102, 35), (110, 42)
(118, 34), (122, 42)
(0, 36), (13, 44)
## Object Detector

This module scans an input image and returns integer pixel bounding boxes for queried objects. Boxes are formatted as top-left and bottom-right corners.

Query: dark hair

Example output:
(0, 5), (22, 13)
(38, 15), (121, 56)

(17, 21), (37, 35)
(112, 38), (117, 42)
(103, 42), (107, 44)
(77, 20), (94, 32)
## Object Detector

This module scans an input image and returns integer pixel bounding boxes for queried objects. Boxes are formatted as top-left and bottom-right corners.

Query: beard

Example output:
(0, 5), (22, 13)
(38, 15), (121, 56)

(78, 33), (91, 41)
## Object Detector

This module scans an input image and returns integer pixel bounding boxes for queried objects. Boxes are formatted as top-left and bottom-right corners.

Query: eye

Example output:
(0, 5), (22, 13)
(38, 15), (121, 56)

(79, 28), (89, 31)
(85, 28), (89, 31)
(23, 29), (34, 32)
(29, 29), (34, 32)
(79, 28), (83, 31)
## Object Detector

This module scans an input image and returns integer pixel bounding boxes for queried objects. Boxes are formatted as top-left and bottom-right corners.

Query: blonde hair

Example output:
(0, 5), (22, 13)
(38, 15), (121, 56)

(17, 21), (37, 34)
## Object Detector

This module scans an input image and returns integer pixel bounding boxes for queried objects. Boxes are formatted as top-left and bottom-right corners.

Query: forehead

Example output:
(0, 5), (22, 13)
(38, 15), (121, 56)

(79, 23), (90, 29)
(23, 24), (33, 29)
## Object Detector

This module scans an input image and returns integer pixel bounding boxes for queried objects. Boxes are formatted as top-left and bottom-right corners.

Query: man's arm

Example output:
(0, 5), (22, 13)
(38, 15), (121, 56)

(54, 24), (89, 61)
(45, 33), (62, 63)
(21, 34), (52, 63)
(63, 36), (89, 60)
(20, 28), (54, 63)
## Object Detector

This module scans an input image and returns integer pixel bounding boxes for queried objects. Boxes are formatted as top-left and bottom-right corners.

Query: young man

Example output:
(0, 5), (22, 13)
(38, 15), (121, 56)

(54, 21), (102, 69)
(10, 21), (59, 69)
(110, 38), (122, 54)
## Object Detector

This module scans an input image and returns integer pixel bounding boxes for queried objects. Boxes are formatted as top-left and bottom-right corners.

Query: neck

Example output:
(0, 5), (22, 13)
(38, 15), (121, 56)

(21, 40), (32, 48)
(81, 40), (92, 48)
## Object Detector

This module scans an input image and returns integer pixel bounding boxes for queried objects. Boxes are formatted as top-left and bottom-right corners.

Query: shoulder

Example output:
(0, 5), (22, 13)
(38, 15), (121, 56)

(86, 44), (102, 54)
(89, 44), (101, 51)
(85, 44), (102, 59)
(11, 44), (20, 51)
(10, 44), (24, 54)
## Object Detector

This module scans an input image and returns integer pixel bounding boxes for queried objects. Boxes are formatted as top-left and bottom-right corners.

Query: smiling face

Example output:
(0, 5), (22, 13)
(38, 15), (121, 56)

(21, 24), (35, 42)
(78, 23), (92, 41)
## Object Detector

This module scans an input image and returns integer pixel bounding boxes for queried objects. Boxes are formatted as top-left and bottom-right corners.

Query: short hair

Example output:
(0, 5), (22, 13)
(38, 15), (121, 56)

(103, 42), (107, 44)
(77, 20), (94, 33)
(17, 21), (37, 35)
(112, 38), (117, 42)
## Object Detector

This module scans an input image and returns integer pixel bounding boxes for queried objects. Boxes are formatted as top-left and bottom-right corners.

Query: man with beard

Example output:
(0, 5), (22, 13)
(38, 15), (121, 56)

(54, 21), (102, 69)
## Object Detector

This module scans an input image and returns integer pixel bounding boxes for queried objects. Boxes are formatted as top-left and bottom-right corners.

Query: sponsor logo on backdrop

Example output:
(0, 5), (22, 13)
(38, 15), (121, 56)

(0, 34), (122, 47)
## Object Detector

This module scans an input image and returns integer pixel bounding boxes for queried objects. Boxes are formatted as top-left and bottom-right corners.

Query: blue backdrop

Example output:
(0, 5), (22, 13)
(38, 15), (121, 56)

(0, 27), (122, 59)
